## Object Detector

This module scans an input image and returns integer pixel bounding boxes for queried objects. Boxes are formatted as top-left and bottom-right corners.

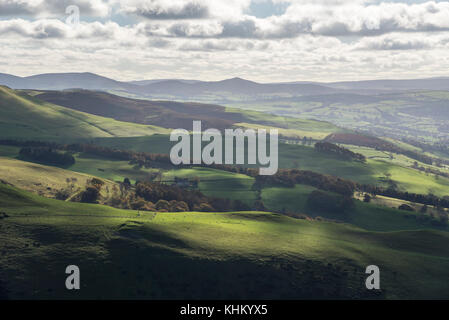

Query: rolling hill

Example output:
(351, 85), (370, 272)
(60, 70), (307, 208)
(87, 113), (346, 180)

(4, 72), (449, 97)
(1, 182), (449, 299)
(0, 72), (339, 97)
(31, 89), (345, 133)
(0, 72), (135, 92)
(0, 86), (169, 141)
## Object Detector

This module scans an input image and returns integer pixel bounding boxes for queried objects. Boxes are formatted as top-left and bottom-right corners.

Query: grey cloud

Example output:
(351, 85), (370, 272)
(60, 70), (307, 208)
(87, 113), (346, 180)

(0, 20), (67, 38)
(0, 0), (35, 15)
(358, 39), (431, 50)
(0, 0), (109, 17)
(220, 19), (258, 38)
(128, 2), (209, 20)
(179, 39), (266, 51)
(148, 38), (172, 48)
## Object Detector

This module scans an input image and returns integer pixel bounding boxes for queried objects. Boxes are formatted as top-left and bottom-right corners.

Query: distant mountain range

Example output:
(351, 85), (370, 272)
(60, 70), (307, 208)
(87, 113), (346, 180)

(2, 72), (448, 98)
(1, 72), (449, 105)
(0, 72), (339, 97)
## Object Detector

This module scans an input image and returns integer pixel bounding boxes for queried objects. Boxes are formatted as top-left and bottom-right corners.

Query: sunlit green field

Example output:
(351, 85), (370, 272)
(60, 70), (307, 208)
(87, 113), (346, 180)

(1, 182), (449, 299)
(162, 167), (257, 205)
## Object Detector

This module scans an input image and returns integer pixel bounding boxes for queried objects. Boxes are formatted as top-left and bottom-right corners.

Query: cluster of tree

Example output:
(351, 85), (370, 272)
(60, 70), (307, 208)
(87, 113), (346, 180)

(278, 135), (315, 146)
(198, 163), (259, 177)
(0, 139), (172, 168)
(67, 143), (171, 168)
(306, 190), (354, 214)
(314, 142), (366, 162)
(359, 184), (449, 209)
(77, 178), (104, 204)
(134, 181), (251, 212)
(255, 169), (356, 196)
(19, 147), (75, 166)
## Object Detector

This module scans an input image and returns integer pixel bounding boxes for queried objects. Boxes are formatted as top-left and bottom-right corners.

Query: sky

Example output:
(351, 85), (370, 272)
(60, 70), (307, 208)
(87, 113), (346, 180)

(0, 0), (449, 82)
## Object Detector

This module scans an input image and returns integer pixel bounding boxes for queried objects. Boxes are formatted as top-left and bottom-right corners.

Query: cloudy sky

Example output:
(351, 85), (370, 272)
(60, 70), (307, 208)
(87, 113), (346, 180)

(1, 0), (449, 82)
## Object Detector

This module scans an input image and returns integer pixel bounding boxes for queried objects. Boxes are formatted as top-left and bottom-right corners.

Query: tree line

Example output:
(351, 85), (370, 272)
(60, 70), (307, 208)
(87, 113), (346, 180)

(255, 169), (357, 197)
(19, 146), (75, 166)
(314, 142), (366, 162)
(359, 184), (449, 209)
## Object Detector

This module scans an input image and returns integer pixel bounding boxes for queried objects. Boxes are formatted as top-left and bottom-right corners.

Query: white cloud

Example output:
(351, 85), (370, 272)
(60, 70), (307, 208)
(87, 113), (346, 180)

(0, 0), (449, 81)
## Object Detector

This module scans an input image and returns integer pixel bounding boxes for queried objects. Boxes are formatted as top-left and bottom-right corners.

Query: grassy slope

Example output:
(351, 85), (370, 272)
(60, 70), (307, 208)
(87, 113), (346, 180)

(0, 86), (168, 141)
(260, 185), (447, 232)
(162, 167), (257, 205)
(227, 107), (346, 139)
(1, 182), (449, 299)
(0, 156), (119, 202)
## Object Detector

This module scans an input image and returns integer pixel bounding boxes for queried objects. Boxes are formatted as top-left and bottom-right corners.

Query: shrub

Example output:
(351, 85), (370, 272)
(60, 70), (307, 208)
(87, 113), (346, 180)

(130, 197), (147, 210)
(398, 204), (415, 212)
(194, 203), (215, 212)
(80, 186), (100, 203)
(155, 200), (170, 211)
(253, 200), (267, 212)
(170, 201), (189, 212)
(55, 189), (71, 201)
(363, 194), (372, 203)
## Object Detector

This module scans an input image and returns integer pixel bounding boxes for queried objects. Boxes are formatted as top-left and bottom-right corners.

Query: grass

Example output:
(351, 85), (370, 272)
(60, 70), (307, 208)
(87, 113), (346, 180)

(1, 182), (449, 299)
(278, 144), (449, 197)
(0, 156), (119, 202)
(0, 86), (169, 141)
(261, 184), (448, 232)
(162, 167), (257, 205)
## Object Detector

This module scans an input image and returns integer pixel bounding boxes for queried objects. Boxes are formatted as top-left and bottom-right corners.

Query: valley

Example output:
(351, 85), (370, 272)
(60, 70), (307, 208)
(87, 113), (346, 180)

(0, 78), (448, 300)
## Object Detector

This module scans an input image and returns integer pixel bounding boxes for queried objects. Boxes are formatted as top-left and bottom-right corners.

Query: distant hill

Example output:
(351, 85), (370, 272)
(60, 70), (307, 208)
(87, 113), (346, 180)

(33, 89), (344, 133)
(0, 72), (135, 92)
(129, 79), (201, 86)
(325, 78), (449, 91)
(139, 77), (339, 96)
(3, 72), (449, 100)
(33, 89), (248, 130)
(0, 72), (339, 97)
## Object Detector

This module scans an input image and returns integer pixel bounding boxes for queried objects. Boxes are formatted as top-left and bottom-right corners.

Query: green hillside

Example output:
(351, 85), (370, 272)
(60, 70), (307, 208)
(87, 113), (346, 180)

(0, 156), (119, 203)
(1, 182), (449, 299)
(0, 86), (169, 141)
